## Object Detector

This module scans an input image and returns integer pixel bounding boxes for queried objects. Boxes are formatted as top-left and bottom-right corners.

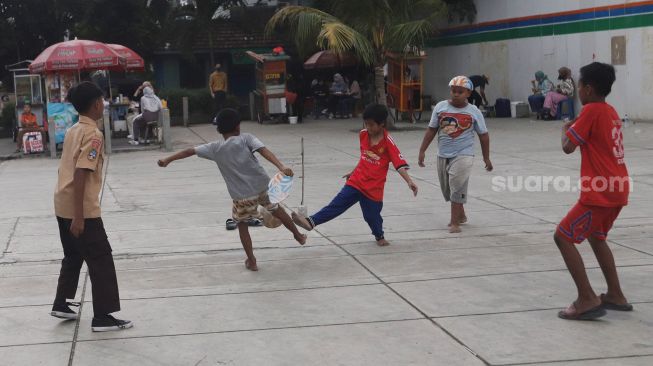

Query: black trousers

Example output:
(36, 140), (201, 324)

(54, 217), (120, 316)
(468, 90), (483, 107)
(213, 91), (227, 113)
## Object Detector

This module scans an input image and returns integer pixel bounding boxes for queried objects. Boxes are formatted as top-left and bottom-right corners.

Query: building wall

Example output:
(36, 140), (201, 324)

(425, 0), (653, 120)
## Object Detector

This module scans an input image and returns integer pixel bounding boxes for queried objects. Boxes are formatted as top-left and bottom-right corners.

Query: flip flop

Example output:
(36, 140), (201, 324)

(600, 293), (634, 311)
(558, 302), (606, 321)
(226, 219), (238, 230)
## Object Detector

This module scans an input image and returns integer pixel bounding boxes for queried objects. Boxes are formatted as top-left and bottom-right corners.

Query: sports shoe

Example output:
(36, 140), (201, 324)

(91, 314), (133, 332)
(128, 140), (139, 145)
(50, 302), (80, 320)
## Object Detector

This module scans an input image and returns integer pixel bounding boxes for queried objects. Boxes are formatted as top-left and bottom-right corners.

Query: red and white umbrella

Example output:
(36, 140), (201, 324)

(29, 39), (126, 74)
(107, 44), (145, 71)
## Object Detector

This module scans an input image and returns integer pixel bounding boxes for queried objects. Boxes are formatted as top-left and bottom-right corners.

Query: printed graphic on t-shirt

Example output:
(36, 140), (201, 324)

(439, 112), (473, 138)
(363, 149), (382, 164)
(611, 119), (625, 164)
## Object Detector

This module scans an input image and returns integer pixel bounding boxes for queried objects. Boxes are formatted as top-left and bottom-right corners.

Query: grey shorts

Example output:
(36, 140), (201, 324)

(437, 155), (474, 204)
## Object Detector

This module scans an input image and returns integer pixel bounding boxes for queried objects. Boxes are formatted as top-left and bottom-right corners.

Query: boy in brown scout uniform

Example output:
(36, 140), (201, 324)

(51, 82), (132, 332)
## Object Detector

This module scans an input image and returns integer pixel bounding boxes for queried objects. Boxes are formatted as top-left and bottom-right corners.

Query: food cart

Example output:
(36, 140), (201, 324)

(10, 68), (46, 135)
(247, 51), (290, 124)
(385, 51), (427, 122)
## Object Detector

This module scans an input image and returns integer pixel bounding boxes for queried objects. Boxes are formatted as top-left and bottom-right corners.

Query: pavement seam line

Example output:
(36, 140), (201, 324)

(1, 216), (19, 260)
(495, 352), (653, 366)
(67, 271), (88, 366)
(0, 340), (73, 349)
(72, 281), (383, 304)
(313, 227), (491, 366)
(68, 151), (111, 365)
(73, 318), (426, 344)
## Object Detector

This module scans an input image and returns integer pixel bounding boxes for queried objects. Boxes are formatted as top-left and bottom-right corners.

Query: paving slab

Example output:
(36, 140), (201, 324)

(437, 303), (653, 365)
(73, 320), (484, 366)
(86, 253), (378, 300)
(0, 343), (72, 366)
(391, 265), (653, 317)
(356, 242), (653, 283)
(526, 355), (653, 365)
(77, 284), (422, 341)
(0, 305), (76, 347)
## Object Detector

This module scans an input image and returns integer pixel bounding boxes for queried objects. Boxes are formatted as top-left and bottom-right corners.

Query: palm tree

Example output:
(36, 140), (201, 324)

(266, 0), (475, 126)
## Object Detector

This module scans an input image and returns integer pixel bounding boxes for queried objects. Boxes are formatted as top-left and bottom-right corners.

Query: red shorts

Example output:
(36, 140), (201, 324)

(556, 202), (622, 244)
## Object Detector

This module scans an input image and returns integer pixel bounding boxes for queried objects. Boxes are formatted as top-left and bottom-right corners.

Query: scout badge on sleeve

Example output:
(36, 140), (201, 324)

(88, 138), (102, 160)
(268, 172), (293, 204)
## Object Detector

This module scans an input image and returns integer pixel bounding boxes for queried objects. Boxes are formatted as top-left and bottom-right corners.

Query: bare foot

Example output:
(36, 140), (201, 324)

(291, 212), (313, 231)
(245, 258), (258, 271)
(558, 297), (604, 320)
(600, 293), (629, 306)
(295, 233), (307, 245)
(449, 225), (462, 233)
(376, 238), (390, 246)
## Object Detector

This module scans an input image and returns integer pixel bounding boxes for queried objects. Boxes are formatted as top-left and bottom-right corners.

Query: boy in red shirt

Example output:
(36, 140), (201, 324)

(556, 62), (632, 320)
(292, 104), (418, 246)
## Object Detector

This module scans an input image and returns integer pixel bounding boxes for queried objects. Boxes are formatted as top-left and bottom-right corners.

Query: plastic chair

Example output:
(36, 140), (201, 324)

(557, 99), (575, 120)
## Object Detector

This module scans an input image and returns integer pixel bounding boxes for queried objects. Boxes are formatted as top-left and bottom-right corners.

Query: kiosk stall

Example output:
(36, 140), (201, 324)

(385, 51), (427, 122)
(247, 51), (290, 124)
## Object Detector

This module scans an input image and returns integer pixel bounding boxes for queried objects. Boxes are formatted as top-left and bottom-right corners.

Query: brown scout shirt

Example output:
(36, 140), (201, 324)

(54, 115), (105, 219)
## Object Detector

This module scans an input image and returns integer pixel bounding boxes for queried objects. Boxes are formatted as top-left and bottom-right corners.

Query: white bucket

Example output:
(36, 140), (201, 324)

(114, 120), (127, 131)
(289, 116), (298, 124)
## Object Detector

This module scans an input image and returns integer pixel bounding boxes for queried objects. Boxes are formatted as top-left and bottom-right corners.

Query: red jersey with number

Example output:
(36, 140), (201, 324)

(346, 129), (409, 202)
(566, 102), (629, 207)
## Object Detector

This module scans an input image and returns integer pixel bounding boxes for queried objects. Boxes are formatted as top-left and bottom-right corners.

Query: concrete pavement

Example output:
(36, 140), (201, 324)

(1, 117), (652, 365)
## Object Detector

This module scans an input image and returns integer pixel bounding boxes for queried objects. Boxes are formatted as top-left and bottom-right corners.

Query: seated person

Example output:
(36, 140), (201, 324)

(328, 73), (350, 118)
(528, 71), (553, 114)
(541, 67), (575, 120)
(349, 78), (362, 117)
(130, 87), (162, 145)
(311, 78), (329, 118)
(16, 103), (46, 152)
(133, 81), (153, 99)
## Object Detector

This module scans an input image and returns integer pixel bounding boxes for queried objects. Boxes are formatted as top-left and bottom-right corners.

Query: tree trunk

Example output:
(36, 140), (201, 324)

(374, 65), (395, 129)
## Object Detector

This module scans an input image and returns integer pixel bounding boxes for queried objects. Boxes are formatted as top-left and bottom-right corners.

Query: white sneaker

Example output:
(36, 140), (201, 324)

(127, 134), (133, 139)
(128, 140), (139, 145)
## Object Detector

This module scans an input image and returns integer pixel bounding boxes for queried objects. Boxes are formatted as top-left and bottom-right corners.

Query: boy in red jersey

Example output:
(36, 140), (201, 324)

(556, 62), (632, 320)
(292, 104), (418, 246)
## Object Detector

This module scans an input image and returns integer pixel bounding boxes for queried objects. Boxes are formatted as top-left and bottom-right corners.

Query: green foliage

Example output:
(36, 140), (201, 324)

(158, 88), (239, 118)
(267, 0), (475, 67)
(0, 103), (16, 138)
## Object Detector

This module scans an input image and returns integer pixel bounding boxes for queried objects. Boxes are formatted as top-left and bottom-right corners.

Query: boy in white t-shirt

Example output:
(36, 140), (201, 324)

(418, 76), (493, 233)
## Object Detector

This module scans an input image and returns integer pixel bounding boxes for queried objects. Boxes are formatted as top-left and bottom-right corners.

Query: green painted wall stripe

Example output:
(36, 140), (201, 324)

(428, 13), (653, 48)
